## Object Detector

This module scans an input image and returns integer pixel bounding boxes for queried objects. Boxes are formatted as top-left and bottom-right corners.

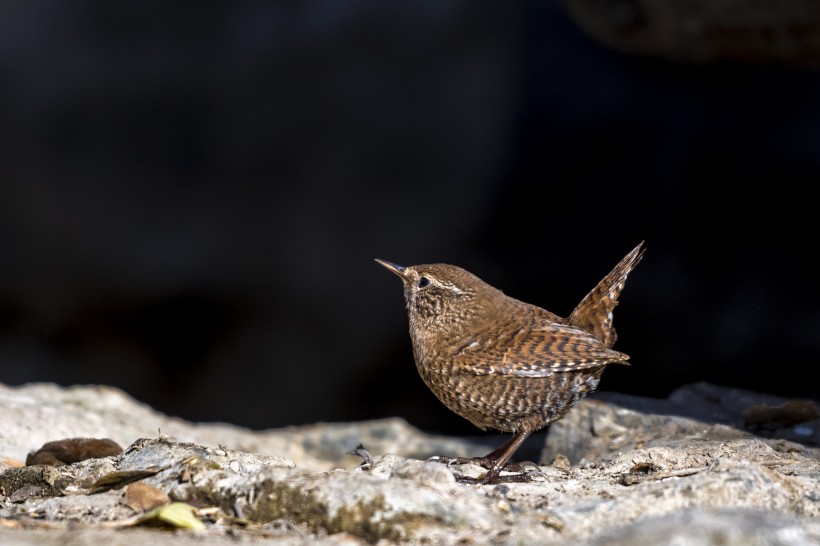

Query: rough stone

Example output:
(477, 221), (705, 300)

(1, 381), (819, 545)
(0, 382), (489, 473)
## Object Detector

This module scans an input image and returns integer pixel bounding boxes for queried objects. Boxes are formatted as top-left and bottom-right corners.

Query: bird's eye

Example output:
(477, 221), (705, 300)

(418, 277), (430, 288)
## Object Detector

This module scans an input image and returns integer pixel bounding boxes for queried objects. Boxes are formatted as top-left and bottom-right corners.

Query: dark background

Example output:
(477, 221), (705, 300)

(1, 1), (818, 436)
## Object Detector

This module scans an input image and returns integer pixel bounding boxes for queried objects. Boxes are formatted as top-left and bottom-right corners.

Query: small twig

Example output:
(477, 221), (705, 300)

(620, 467), (705, 486)
(758, 459), (799, 467)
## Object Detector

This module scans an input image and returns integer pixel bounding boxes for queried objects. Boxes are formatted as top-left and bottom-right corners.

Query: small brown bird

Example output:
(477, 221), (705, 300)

(376, 242), (644, 483)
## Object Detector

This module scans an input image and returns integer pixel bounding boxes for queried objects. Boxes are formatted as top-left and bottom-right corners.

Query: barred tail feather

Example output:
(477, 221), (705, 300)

(568, 242), (645, 348)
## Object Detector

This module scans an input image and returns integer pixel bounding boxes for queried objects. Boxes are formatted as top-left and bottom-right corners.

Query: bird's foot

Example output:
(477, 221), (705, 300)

(427, 455), (540, 484)
(456, 465), (542, 485)
(427, 455), (526, 472)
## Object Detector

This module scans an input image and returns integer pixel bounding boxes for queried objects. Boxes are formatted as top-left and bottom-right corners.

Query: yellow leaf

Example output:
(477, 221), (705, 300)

(137, 502), (205, 530)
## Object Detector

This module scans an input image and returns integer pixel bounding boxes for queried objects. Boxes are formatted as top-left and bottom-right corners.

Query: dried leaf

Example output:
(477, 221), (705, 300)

(26, 438), (123, 466)
(743, 400), (820, 430)
(90, 466), (165, 494)
(123, 482), (170, 512)
(137, 502), (205, 530)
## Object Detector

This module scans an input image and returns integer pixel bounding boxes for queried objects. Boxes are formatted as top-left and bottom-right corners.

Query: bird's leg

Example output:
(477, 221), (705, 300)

(430, 430), (538, 484)
(480, 432), (528, 465)
(464, 430), (534, 484)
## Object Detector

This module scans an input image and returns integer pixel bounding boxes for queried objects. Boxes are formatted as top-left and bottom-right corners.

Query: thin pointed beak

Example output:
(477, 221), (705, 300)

(375, 258), (407, 279)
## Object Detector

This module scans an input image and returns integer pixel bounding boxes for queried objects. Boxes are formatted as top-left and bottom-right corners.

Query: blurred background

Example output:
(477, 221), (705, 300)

(1, 1), (818, 436)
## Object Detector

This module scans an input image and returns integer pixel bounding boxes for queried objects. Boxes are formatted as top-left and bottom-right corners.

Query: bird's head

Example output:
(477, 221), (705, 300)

(375, 259), (496, 333)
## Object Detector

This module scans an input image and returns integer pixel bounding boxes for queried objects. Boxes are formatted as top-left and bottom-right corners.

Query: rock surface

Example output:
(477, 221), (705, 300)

(1, 381), (819, 545)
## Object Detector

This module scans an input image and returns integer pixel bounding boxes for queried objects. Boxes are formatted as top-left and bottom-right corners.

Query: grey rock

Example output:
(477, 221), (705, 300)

(2, 381), (820, 545)
(544, 382), (820, 465)
(568, 509), (820, 546)
(0, 382), (487, 473)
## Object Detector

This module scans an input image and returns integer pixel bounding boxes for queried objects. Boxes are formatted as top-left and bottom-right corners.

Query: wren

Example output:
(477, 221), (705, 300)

(376, 242), (644, 483)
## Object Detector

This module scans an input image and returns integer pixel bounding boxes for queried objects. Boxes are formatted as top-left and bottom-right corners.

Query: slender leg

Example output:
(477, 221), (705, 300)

(476, 430), (532, 484)
(428, 430), (536, 484)
(481, 433), (526, 462)
(485, 431), (531, 474)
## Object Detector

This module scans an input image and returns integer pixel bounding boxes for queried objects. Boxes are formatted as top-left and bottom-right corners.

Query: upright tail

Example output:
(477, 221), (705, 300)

(568, 242), (645, 348)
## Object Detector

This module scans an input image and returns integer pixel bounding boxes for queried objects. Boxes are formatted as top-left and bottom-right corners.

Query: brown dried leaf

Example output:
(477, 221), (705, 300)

(25, 438), (123, 466)
(743, 400), (820, 430)
(123, 482), (170, 512)
(90, 466), (166, 494)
